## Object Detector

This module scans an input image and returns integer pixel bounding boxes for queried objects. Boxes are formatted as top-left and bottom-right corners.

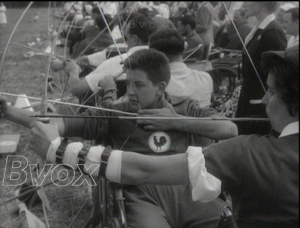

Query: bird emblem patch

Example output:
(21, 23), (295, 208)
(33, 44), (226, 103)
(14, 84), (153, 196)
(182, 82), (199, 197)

(148, 132), (171, 153)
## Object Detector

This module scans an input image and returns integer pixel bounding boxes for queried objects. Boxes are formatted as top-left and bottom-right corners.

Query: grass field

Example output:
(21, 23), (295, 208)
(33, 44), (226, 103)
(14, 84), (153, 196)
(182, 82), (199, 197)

(0, 5), (93, 228)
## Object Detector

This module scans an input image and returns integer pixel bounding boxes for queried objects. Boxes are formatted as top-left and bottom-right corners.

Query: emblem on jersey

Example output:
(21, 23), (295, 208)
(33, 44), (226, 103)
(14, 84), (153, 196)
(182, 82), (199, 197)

(148, 132), (171, 153)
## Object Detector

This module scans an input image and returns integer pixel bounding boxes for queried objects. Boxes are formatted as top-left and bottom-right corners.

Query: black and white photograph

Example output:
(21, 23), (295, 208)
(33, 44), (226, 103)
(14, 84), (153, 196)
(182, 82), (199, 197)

(0, 1), (298, 228)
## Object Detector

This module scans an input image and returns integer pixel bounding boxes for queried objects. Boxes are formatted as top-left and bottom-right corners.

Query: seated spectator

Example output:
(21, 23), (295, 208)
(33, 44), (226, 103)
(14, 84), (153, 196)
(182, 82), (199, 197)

(80, 5), (100, 35)
(72, 14), (114, 58)
(215, 8), (252, 50)
(149, 29), (213, 108)
(177, 14), (204, 60)
(283, 7), (299, 48)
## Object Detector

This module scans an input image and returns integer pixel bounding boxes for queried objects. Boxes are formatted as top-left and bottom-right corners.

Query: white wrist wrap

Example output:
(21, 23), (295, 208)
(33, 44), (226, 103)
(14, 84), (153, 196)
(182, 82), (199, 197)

(106, 150), (123, 183)
(187, 146), (221, 202)
(46, 137), (62, 163)
(84, 145), (105, 176)
(63, 142), (83, 169)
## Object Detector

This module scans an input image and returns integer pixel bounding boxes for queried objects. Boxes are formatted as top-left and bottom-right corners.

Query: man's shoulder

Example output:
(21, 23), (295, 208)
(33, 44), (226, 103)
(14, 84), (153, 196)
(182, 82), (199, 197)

(168, 95), (191, 106)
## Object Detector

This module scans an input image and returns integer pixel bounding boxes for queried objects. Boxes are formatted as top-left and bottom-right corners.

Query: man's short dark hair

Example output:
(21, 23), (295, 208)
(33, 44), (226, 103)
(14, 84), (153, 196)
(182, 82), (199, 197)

(262, 45), (299, 117)
(95, 14), (113, 30)
(123, 49), (170, 86)
(127, 14), (157, 44)
(178, 14), (196, 30)
(149, 29), (185, 56)
(286, 7), (299, 22)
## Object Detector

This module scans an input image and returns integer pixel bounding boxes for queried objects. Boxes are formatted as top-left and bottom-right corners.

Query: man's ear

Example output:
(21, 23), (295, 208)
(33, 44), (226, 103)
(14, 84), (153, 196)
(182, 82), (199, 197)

(132, 35), (139, 46)
(156, 82), (167, 96)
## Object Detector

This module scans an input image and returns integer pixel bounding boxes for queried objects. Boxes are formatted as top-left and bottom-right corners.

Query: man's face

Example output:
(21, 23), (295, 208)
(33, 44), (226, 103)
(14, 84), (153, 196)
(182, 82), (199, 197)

(283, 12), (297, 35)
(125, 69), (163, 111)
(262, 73), (292, 132)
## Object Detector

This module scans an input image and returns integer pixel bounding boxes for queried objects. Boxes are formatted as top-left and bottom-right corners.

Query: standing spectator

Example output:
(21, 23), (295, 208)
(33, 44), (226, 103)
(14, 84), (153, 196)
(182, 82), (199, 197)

(0, 2), (7, 26)
(190, 1), (214, 46)
(215, 8), (252, 50)
(177, 15), (204, 60)
(283, 7), (299, 48)
(236, 2), (287, 135)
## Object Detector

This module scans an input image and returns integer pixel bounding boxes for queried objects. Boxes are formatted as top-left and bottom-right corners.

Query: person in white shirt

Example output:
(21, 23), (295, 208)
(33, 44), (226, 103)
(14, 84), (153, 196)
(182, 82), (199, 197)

(149, 29), (213, 107)
(64, 13), (156, 98)
(283, 7), (299, 48)
(99, 1), (118, 18)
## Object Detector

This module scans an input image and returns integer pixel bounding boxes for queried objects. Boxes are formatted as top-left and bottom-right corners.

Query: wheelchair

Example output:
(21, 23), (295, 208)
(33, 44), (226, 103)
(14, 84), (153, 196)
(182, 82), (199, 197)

(185, 47), (241, 113)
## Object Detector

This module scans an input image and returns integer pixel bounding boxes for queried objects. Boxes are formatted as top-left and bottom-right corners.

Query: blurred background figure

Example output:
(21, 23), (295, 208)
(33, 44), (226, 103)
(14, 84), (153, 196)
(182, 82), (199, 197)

(177, 14), (204, 60)
(189, 1), (214, 46)
(215, 8), (252, 50)
(276, 2), (296, 26)
(283, 7), (299, 48)
(0, 2), (7, 26)
(170, 1), (188, 17)
(98, 1), (118, 18)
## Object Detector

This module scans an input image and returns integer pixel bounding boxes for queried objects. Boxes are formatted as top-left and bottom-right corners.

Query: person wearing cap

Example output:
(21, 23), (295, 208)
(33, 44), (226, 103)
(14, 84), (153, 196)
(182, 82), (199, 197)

(26, 45), (299, 228)
(276, 2), (296, 26)
(283, 7), (299, 48)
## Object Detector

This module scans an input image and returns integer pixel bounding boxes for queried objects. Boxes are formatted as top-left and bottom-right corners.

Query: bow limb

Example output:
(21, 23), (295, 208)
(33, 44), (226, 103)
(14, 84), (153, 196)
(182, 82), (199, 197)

(221, 1), (266, 93)
(0, 2), (34, 84)
(77, 3), (132, 58)
(97, 3), (124, 62)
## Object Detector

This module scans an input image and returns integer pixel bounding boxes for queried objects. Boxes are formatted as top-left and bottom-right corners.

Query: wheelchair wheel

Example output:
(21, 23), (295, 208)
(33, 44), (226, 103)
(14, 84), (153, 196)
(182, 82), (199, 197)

(108, 217), (122, 228)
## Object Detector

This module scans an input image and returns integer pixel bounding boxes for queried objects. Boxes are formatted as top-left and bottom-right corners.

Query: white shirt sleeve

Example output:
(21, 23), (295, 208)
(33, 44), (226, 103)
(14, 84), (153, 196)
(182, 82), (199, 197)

(85, 55), (125, 92)
(186, 146), (222, 202)
(88, 49), (108, 67)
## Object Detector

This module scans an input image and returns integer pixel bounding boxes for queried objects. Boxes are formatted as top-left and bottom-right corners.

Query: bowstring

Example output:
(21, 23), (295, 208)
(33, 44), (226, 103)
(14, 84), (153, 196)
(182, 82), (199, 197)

(221, 1), (266, 93)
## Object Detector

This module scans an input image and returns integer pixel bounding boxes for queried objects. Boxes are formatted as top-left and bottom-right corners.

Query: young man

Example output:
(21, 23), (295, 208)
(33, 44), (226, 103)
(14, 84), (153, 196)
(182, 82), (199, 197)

(29, 45), (299, 228)
(1, 49), (237, 228)
(177, 14), (204, 60)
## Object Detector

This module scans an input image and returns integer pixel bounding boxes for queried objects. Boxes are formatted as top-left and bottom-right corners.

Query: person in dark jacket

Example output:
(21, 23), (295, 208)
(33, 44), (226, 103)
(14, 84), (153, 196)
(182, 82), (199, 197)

(235, 2), (287, 135)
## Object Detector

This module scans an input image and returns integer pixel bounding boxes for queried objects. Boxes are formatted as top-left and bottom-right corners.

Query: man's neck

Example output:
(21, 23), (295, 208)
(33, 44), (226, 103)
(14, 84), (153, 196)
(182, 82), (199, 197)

(167, 55), (183, 63)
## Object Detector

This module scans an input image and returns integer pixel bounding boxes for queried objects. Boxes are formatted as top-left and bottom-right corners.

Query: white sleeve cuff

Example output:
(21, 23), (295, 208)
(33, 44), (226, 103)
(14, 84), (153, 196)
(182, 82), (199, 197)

(106, 150), (123, 183)
(187, 146), (221, 202)
(84, 145), (105, 176)
(63, 142), (83, 169)
(46, 137), (62, 163)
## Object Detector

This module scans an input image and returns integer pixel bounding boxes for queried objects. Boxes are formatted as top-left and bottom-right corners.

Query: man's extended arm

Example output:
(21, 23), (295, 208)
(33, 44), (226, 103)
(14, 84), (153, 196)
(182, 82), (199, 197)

(0, 97), (66, 135)
(137, 96), (238, 140)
